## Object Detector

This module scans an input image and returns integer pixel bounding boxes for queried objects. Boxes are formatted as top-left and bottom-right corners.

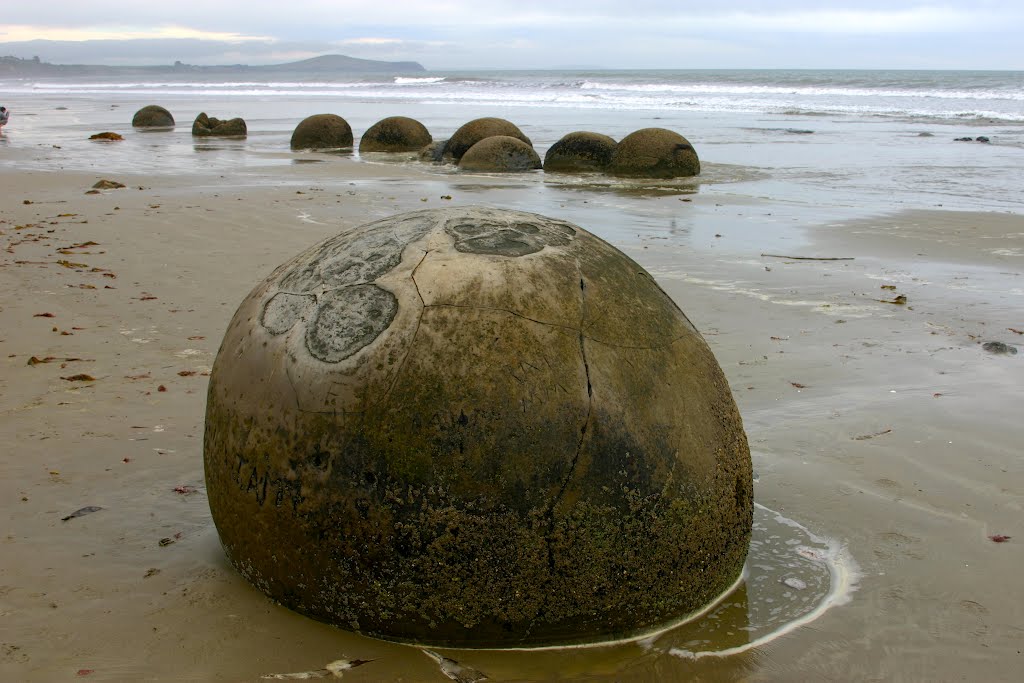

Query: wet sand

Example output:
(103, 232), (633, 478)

(1, 149), (1022, 681)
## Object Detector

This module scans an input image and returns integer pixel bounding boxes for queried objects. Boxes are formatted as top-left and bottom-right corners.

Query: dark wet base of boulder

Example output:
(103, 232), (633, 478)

(210, 468), (750, 648)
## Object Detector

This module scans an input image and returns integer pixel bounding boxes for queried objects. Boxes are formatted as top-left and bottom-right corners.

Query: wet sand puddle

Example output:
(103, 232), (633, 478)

(262, 503), (858, 681)
(664, 503), (858, 662)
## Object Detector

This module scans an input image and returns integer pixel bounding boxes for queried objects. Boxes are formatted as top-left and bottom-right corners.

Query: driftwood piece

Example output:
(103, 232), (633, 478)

(761, 253), (855, 261)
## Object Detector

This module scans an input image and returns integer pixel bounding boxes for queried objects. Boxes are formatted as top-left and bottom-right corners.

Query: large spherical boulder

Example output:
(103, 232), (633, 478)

(445, 117), (532, 161)
(543, 131), (617, 173)
(608, 127), (700, 178)
(359, 116), (431, 153)
(131, 104), (174, 128)
(458, 135), (542, 172)
(204, 207), (752, 648)
(291, 114), (353, 150)
(192, 112), (247, 137)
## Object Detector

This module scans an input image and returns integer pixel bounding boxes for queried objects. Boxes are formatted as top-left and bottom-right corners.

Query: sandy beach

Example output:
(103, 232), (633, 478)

(1, 129), (1022, 682)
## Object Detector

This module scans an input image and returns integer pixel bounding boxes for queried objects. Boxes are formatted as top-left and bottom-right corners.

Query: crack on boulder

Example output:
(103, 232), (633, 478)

(415, 303), (688, 352)
(529, 273), (594, 639)
(423, 302), (577, 334)
(409, 250), (429, 307)
(583, 331), (692, 351)
(282, 359), (302, 412)
(374, 250), (430, 408)
(551, 275), (593, 510)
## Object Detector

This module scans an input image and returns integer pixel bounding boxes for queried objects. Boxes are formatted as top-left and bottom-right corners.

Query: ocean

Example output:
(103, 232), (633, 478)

(8, 68), (1024, 120)
(2, 68), (1023, 213)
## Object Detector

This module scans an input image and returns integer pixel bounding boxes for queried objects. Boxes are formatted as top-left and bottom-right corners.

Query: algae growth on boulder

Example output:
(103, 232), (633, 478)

(291, 114), (354, 150)
(359, 116), (431, 153)
(131, 104), (174, 128)
(543, 131), (617, 173)
(204, 206), (752, 648)
(608, 127), (700, 178)
(192, 112), (247, 137)
(444, 117), (532, 161)
(458, 135), (542, 172)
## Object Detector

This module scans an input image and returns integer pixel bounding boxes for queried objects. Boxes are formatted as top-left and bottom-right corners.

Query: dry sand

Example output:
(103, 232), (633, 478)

(1, 153), (1022, 681)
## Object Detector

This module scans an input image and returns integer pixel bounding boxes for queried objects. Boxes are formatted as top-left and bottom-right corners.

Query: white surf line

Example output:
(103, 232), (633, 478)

(667, 273), (836, 309)
(669, 502), (861, 661)
(853, 480), (983, 525)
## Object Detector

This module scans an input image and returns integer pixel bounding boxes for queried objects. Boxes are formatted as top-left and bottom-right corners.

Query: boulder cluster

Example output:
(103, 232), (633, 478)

(192, 112), (247, 137)
(127, 105), (701, 178)
(427, 118), (700, 178)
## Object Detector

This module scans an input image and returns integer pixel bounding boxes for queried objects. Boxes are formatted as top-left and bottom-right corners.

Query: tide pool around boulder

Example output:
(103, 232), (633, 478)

(203, 207), (750, 648)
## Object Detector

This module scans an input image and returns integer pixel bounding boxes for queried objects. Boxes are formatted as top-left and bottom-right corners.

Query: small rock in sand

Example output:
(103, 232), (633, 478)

(982, 341), (1017, 355)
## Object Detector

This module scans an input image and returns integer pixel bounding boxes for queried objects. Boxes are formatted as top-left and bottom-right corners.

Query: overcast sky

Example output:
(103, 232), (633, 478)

(1, 1), (1022, 70)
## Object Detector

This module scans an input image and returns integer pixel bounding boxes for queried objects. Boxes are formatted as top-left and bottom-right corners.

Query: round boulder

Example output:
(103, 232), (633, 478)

(204, 207), (752, 648)
(543, 131), (617, 173)
(131, 104), (174, 128)
(192, 112), (247, 137)
(458, 135), (542, 172)
(608, 127), (700, 178)
(445, 117), (531, 161)
(359, 116), (431, 153)
(291, 114), (353, 150)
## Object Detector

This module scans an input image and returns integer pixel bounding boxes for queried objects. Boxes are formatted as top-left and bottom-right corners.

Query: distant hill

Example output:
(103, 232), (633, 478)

(0, 54), (426, 76)
(260, 54), (425, 73)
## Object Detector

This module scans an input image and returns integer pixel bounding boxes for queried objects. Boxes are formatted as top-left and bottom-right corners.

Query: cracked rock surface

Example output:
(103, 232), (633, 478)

(204, 206), (752, 648)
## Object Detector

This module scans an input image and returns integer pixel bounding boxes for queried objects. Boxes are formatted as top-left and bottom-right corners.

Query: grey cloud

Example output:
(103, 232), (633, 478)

(0, 39), (302, 65)
(1, 1), (1022, 69)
